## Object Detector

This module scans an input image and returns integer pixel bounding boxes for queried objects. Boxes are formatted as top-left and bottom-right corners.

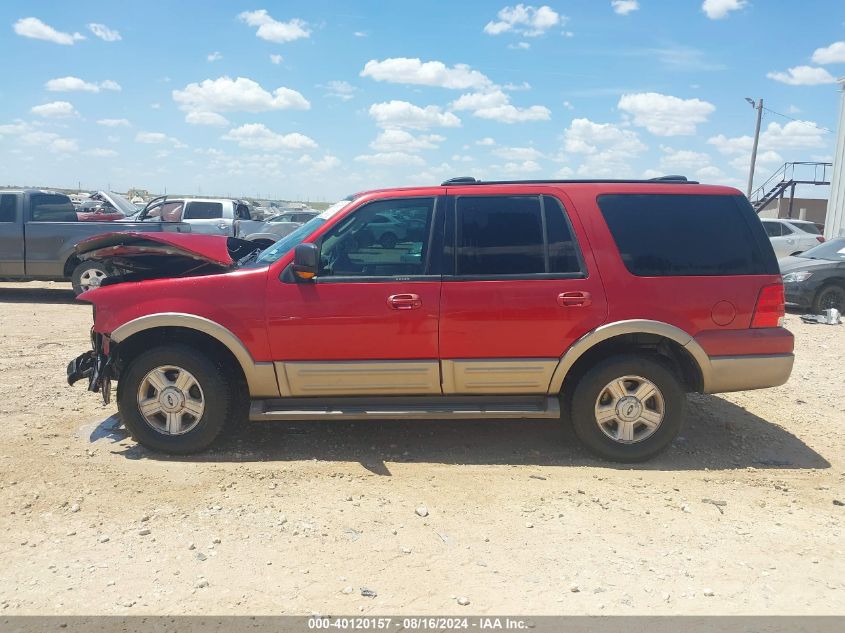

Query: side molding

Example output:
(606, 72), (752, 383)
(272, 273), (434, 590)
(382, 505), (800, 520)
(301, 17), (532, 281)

(547, 320), (712, 394)
(109, 312), (280, 398)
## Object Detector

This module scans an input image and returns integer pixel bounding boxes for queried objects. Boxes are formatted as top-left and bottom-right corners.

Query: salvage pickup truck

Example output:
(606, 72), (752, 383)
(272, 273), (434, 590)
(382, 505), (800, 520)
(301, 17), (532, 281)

(0, 189), (190, 295)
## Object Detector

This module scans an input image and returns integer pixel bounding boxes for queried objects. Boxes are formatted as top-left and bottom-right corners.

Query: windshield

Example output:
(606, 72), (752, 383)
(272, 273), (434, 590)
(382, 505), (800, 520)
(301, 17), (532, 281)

(797, 238), (845, 261)
(251, 198), (353, 266)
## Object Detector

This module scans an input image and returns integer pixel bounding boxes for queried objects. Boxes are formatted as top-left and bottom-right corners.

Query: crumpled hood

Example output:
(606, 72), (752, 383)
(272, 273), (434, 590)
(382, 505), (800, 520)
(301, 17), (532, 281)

(74, 232), (260, 284)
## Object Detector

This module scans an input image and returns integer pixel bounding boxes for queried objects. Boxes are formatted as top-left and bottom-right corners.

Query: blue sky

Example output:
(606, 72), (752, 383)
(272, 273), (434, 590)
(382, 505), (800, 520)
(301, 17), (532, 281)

(1, 0), (844, 201)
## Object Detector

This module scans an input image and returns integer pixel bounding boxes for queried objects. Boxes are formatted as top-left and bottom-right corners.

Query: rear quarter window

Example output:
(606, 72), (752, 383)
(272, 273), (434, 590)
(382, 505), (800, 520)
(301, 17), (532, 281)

(183, 201), (224, 220)
(598, 194), (777, 276)
(29, 194), (77, 222)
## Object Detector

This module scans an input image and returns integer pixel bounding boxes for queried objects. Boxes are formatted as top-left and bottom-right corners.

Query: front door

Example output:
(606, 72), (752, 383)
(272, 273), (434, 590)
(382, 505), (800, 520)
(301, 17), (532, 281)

(182, 200), (231, 235)
(438, 190), (608, 394)
(266, 196), (443, 397)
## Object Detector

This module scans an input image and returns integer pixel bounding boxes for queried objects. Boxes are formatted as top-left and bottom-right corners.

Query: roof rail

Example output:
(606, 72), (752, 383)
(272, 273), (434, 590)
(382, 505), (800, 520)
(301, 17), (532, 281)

(441, 177), (480, 185)
(648, 175), (688, 182)
(439, 176), (698, 186)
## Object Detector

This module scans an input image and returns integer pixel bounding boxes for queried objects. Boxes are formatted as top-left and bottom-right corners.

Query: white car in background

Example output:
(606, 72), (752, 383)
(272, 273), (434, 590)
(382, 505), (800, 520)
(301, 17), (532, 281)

(760, 218), (825, 259)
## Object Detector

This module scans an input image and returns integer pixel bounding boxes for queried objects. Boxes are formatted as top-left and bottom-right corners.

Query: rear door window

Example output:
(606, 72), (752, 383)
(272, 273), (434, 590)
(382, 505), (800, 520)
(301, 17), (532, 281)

(453, 195), (583, 276)
(598, 194), (775, 276)
(29, 194), (77, 222)
(183, 201), (224, 220)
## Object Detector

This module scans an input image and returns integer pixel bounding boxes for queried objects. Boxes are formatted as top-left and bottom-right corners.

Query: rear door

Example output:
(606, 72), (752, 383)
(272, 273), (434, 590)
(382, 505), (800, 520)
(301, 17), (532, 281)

(0, 193), (24, 276)
(182, 201), (230, 235)
(438, 189), (608, 394)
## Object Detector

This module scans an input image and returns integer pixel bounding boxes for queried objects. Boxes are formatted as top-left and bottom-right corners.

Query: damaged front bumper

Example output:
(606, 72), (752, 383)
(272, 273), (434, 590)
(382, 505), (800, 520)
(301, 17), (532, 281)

(67, 332), (114, 404)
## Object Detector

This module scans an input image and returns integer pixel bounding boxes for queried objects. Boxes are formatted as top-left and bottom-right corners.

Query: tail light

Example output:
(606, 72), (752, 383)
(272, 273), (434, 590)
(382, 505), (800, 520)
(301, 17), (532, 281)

(816, 236), (826, 243)
(751, 283), (785, 328)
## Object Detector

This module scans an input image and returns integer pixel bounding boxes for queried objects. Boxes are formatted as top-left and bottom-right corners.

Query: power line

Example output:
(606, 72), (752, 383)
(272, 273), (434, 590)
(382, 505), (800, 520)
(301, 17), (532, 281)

(762, 107), (832, 133)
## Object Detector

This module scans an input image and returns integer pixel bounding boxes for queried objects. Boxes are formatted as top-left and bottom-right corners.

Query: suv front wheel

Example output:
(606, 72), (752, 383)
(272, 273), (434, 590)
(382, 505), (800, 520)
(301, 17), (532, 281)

(117, 344), (232, 454)
(570, 354), (685, 462)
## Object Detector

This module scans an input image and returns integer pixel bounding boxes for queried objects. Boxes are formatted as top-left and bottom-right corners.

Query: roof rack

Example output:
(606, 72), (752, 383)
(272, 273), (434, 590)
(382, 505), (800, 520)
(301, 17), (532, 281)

(440, 175), (697, 186)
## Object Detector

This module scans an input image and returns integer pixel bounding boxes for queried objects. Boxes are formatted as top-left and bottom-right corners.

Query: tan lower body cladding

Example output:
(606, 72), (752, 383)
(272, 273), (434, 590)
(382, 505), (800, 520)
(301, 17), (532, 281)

(274, 359), (558, 397)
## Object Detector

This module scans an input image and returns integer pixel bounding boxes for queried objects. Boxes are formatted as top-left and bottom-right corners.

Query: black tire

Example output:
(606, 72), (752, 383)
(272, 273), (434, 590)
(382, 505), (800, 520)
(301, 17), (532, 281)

(71, 261), (109, 296)
(569, 354), (685, 462)
(812, 284), (845, 313)
(117, 344), (233, 454)
(379, 232), (398, 249)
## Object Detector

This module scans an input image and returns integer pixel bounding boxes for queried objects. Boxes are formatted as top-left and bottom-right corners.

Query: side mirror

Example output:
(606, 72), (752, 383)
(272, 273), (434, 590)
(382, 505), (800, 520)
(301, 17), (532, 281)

(292, 243), (319, 280)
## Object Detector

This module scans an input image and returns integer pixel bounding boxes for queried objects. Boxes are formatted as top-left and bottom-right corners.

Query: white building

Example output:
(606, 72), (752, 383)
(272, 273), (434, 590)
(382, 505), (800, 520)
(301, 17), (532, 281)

(825, 78), (845, 239)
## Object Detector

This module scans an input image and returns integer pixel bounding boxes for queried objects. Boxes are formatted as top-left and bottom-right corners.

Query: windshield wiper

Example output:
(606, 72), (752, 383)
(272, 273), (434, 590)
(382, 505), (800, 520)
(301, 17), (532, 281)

(236, 248), (261, 268)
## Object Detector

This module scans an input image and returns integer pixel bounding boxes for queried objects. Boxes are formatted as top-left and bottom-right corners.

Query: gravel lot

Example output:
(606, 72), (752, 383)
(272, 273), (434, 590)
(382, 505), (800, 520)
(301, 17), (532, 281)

(0, 280), (843, 615)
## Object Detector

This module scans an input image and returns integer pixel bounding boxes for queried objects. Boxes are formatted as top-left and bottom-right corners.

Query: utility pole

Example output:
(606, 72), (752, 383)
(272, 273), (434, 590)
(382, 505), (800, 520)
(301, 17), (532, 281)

(745, 97), (764, 198)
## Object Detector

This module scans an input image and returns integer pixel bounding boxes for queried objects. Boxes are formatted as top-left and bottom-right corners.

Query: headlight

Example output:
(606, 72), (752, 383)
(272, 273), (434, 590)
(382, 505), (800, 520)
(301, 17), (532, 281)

(782, 271), (812, 283)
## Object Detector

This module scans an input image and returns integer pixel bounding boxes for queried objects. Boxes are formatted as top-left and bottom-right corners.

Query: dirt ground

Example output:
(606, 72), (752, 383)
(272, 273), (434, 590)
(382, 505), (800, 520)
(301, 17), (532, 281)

(0, 280), (843, 615)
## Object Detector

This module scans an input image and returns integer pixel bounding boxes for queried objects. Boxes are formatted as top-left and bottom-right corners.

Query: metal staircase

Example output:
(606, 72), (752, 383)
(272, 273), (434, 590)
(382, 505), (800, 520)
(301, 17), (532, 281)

(749, 162), (832, 213)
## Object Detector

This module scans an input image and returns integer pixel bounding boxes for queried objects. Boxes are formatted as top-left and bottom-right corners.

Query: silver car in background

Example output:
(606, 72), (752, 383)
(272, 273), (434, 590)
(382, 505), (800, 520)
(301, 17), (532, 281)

(130, 196), (264, 237)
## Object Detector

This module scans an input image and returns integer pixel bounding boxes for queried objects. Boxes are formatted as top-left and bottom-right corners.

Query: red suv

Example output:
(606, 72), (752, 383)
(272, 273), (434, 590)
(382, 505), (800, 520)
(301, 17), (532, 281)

(67, 177), (793, 462)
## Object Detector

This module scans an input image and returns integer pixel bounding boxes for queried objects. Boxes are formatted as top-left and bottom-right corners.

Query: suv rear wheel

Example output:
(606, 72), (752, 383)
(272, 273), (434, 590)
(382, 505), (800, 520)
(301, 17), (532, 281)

(570, 354), (685, 462)
(117, 344), (232, 454)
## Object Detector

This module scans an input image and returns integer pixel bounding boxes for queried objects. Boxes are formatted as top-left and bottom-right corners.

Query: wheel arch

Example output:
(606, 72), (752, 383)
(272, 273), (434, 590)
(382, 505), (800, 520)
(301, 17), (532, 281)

(110, 313), (280, 397)
(549, 320), (711, 395)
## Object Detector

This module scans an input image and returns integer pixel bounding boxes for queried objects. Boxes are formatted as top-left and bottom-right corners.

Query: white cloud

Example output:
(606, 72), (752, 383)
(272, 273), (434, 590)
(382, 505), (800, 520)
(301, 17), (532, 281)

(324, 80), (356, 101)
(502, 160), (542, 173)
(238, 9), (310, 43)
(207, 51), (223, 62)
(658, 146), (712, 171)
(50, 138), (79, 153)
(562, 118), (647, 177)
(31, 101), (78, 118)
(701, 0), (747, 19)
(509, 42), (530, 50)
(354, 152), (425, 167)
(812, 41), (845, 65)
(134, 132), (186, 149)
(369, 100), (461, 130)
(299, 154), (341, 171)
(96, 118), (130, 127)
(766, 66), (837, 86)
(45, 76), (120, 92)
(611, 1), (640, 15)
(270, 54), (283, 65)
(729, 150), (783, 172)
(185, 111), (230, 126)
(87, 23), (121, 42)
(222, 123), (317, 151)
(451, 89), (551, 123)
(708, 120), (826, 176)
(370, 129), (445, 153)
(617, 92), (715, 136)
(494, 146), (544, 160)
(484, 4), (563, 37)
(13, 17), (84, 45)
(476, 137), (496, 146)
(172, 77), (310, 124)
(85, 148), (118, 157)
(760, 121), (827, 149)
(360, 57), (493, 90)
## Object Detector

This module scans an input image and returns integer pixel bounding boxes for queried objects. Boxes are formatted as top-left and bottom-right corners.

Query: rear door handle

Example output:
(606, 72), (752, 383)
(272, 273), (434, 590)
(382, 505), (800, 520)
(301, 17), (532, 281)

(557, 291), (592, 307)
(388, 293), (422, 310)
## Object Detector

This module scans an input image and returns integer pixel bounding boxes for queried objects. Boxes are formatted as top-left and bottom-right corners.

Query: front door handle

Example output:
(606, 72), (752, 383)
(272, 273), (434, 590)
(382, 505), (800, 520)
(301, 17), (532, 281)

(558, 291), (592, 307)
(388, 293), (422, 310)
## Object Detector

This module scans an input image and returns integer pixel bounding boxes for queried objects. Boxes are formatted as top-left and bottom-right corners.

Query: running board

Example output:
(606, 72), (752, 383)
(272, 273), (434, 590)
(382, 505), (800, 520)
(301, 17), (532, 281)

(249, 395), (560, 421)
